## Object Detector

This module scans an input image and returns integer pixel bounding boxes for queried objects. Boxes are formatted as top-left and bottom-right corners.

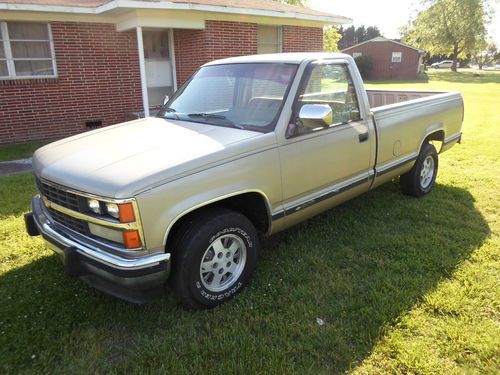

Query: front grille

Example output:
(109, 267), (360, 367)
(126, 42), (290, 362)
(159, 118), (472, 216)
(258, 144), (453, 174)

(47, 207), (89, 234)
(36, 178), (81, 211)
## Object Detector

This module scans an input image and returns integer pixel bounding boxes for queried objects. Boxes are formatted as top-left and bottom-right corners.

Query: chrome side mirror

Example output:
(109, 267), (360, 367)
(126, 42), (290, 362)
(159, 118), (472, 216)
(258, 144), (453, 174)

(163, 95), (170, 105)
(299, 104), (333, 129)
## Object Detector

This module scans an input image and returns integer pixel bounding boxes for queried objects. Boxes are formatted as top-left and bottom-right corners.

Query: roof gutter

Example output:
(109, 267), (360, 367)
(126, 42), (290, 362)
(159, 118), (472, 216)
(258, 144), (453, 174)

(0, 3), (96, 13)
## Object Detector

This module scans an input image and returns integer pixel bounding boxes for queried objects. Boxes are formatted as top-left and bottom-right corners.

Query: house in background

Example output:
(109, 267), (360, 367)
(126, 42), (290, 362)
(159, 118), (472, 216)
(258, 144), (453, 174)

(0, 0), (350, 144)
(342, 36), (425, 80)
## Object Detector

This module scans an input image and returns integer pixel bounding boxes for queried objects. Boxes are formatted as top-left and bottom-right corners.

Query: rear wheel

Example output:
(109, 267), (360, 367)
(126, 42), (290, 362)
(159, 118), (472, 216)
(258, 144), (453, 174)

(169, 208), (259, 309)
(400, 143), (438, 197)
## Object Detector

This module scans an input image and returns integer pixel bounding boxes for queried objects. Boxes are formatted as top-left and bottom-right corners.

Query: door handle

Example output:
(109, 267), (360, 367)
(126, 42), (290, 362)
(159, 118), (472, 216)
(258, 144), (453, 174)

(359, 132), (369, 143)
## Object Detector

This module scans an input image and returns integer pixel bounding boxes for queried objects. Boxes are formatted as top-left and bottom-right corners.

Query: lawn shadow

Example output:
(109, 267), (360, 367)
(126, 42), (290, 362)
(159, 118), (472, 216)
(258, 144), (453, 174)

(0, 182), (490, 373)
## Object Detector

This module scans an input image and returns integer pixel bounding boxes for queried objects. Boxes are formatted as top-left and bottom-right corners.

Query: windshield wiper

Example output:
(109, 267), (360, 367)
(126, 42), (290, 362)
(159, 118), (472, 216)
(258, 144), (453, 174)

(159, 107), (179, 120)
(186, 113), (244, 129)
(187, 112), (226, 119)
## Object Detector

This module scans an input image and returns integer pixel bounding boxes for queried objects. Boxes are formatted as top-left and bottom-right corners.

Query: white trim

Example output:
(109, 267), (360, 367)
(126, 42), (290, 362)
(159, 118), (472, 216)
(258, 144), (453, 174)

(136, 26), (149, 117)
(47, 23), (57, 77)
(342, 36), (424, 53)
(0, 3), (96, 14)
(0, 1), (351, 25)
(168, 28), (177, 92)
(391, 51), (402, 63)
(0, 21), (14, 76)
(98, 1), (351, 24)
(115, 10), (205, 31)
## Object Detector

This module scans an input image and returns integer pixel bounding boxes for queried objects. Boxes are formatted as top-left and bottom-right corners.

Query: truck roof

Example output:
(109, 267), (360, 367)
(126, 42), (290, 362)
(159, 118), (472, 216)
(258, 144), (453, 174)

(204, 52), (351, 66)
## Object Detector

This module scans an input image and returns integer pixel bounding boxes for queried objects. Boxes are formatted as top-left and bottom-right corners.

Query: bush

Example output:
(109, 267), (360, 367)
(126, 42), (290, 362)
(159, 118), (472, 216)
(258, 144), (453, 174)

(354, 55), (374, 79)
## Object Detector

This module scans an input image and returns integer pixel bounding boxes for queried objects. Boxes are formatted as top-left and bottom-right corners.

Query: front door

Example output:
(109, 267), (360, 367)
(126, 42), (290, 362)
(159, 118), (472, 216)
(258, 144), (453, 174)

(278, 62), (373, 221)
(143, 29), (174, 110)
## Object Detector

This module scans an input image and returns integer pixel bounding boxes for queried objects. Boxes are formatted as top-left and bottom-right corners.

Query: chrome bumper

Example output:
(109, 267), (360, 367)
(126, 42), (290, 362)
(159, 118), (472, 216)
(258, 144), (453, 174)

(27, 195), (171, 303)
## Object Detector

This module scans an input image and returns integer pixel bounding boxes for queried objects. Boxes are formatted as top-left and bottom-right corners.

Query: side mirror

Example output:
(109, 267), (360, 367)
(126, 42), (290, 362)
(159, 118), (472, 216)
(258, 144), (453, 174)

(163, 95), (170, 105)
(299, 104), (333, 129)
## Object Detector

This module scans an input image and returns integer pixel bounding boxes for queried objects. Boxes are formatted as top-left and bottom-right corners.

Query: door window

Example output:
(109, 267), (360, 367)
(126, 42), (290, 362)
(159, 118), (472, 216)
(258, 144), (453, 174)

(288, 63), (361, 137)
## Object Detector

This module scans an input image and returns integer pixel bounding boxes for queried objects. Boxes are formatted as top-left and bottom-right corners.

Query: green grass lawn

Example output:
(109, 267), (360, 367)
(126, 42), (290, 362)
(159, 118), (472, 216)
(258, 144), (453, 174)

(0, 141), (49, 162)
(1, 69), (499, 374)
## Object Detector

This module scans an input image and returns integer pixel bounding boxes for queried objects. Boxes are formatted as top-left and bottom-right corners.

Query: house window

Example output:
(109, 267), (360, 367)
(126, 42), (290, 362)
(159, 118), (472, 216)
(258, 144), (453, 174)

(353, 52), (362, 58)
(0, 21), (56, 79)
(257, 25), (282, 54)
(392, 52), (402, 63)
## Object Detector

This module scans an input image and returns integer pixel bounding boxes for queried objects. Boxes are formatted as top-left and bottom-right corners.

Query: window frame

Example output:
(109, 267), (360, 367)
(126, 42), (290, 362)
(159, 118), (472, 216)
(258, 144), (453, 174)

(158, 62), (300, 133)
(391, 51), (402, 63)
(0, 21), (57, 80)
(257, 25), (282, 54)
(287, 61), (363, 139)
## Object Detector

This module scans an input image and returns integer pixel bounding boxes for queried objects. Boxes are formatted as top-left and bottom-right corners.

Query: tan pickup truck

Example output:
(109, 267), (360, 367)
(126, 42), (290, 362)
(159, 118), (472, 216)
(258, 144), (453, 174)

(25, 53), (463, 308)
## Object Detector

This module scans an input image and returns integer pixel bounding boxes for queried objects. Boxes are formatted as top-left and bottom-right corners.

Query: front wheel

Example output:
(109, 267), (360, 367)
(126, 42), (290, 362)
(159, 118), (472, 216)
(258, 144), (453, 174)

(400, 143), (439, 197)
(169, 208), (259, 309)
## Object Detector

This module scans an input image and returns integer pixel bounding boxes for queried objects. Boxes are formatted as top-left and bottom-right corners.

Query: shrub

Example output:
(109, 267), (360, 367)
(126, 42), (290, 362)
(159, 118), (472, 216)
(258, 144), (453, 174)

(354, 55), (374, 79)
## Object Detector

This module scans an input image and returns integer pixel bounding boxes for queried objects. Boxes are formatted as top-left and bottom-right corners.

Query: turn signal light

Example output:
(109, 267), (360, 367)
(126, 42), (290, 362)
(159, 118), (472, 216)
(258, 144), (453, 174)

(118, 203), (135, 223)
(123, 230), (141, 249)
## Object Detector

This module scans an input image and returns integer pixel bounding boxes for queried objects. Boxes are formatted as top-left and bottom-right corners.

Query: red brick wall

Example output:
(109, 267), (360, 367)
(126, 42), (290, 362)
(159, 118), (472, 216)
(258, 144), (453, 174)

(174, 21), (258, 85)
(1, 20), (324, 144)
(174, 21), (323, 86)
(344, 41), (421, 80)
(0, 22), (142, 144)
(282, 26), (324, 52)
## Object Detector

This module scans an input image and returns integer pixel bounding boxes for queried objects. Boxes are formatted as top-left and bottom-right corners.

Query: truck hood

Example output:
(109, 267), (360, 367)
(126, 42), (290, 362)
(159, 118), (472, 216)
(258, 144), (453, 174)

(33, 117), (268, 198)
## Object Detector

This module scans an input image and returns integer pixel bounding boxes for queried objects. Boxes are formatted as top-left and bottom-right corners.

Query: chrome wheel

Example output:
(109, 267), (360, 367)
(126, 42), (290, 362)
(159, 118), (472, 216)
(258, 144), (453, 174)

(200, 234), (247, 292)
(420, 155), (435, 189)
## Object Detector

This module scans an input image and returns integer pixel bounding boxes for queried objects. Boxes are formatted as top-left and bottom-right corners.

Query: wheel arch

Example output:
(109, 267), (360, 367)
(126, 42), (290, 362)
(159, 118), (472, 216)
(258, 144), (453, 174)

(163, 191), (272, 252)
(420, 129), (445, 154)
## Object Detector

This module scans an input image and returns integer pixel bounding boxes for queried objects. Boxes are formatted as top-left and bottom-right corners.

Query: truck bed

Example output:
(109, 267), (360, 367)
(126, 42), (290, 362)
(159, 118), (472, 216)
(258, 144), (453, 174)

(366, 89), (447, 108)
(367, 89), (463, 185)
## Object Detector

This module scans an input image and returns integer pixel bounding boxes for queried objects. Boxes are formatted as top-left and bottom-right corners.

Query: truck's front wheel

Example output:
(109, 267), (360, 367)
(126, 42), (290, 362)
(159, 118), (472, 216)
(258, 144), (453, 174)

(169, 208), (259, 309)
(400, 143), (439, 197)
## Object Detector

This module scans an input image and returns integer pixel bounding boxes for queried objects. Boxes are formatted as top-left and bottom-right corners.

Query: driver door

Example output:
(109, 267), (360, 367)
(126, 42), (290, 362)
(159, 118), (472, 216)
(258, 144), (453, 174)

(278, 61), (373, 223)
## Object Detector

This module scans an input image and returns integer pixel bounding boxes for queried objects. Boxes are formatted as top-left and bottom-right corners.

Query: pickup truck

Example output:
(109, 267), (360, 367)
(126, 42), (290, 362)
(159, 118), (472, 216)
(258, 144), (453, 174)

(25, 53), (463, 308)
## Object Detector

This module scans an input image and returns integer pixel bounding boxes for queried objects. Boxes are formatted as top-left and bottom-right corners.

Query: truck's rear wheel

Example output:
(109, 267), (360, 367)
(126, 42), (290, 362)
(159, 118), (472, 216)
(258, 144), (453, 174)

(169, 208), (259, 309)
(400, 143), (438, 197)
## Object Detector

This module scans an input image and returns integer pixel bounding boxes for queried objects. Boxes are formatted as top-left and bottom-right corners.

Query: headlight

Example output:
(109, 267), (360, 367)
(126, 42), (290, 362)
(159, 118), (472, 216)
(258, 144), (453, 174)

(106, 203), (119, 219)
(88, 199), (135, 223)
(87, 198), (102, 214)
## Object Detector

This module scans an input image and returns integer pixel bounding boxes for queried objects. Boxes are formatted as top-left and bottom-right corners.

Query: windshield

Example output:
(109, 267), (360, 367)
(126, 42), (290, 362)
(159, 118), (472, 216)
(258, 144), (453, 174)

(157, 63), (298, 132)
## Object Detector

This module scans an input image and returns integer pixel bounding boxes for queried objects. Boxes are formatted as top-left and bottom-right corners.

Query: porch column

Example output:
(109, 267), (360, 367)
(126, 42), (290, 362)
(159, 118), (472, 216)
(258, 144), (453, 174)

(136, 26), (150, 117)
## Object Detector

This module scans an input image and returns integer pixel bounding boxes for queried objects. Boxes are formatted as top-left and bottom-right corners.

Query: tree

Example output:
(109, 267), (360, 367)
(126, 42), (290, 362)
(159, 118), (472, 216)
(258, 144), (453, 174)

(338, 26), (356, 50)
(473, 42), (500, 69)
(366, 26), (381, 40)
(402, 0), (489, 71)
(354, 25), (367, 45)
(324, 27), (341, 52)
(338, 25), (381, 50)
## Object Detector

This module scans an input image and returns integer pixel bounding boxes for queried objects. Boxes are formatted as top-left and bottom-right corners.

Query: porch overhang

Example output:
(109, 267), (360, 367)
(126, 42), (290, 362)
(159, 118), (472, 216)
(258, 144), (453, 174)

(0, 0), (352, 28)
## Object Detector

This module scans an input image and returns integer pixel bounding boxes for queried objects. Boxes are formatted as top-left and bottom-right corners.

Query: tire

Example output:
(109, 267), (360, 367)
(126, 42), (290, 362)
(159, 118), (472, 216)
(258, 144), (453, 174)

(400, 143), (438, 197)
(169, 208), (259, 309)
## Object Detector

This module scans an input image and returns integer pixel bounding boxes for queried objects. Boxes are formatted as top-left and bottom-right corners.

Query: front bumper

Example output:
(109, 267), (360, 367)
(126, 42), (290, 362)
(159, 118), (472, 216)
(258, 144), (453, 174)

(26, 195), (171, 303)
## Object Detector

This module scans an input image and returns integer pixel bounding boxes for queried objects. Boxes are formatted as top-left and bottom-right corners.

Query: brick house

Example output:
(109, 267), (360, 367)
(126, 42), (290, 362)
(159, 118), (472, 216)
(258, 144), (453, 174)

(0, 0), (350, 144)
(342, 36), (425, 80)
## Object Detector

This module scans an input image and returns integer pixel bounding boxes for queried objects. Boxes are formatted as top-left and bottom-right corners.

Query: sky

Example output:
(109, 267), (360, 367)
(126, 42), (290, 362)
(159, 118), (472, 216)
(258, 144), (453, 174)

(309, 0), (500, 45)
